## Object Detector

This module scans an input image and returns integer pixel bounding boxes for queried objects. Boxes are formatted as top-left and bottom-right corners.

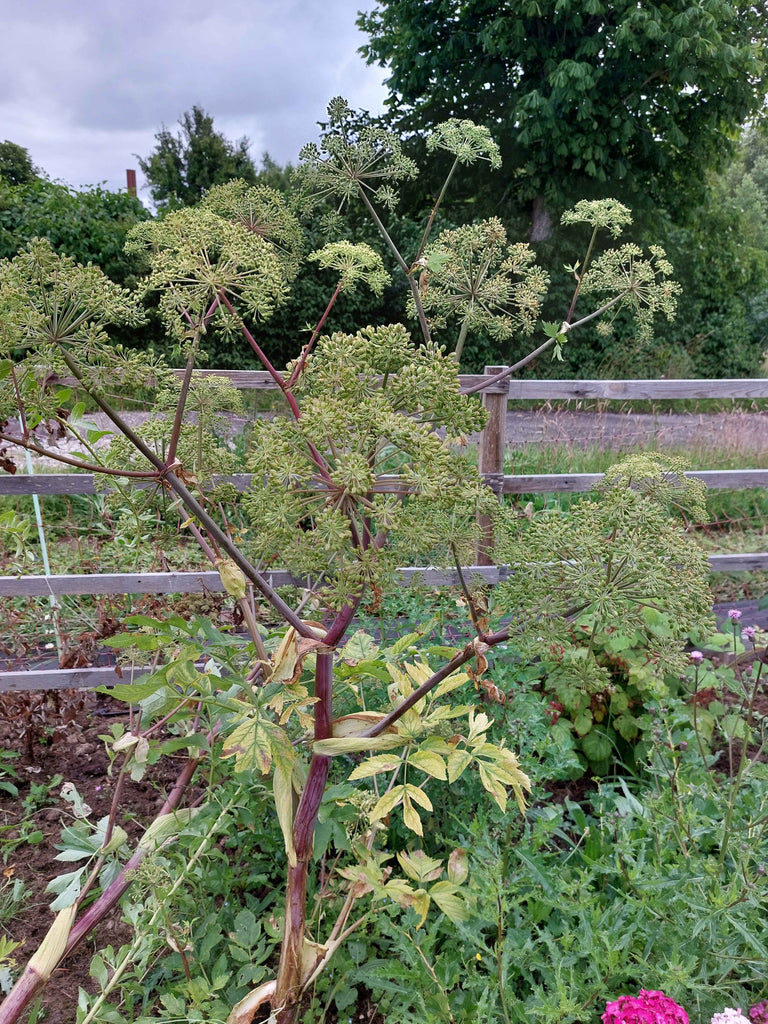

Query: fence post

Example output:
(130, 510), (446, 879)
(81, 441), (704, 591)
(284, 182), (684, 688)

(476, 366), (507, 565)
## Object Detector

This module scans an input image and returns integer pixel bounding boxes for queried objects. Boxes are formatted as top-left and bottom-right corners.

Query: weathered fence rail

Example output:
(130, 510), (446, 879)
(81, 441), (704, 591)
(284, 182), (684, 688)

(3, 371), (768, 691)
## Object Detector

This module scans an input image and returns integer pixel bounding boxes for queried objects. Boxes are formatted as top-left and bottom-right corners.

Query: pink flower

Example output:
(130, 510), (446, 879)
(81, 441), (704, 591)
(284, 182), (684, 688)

(603, 990), (688, 1024)
(750, 1003), (768, 1024)
(690, 651), (704, 664)
(728, 608), (742, 622)
(711, 1010), (750, 1024)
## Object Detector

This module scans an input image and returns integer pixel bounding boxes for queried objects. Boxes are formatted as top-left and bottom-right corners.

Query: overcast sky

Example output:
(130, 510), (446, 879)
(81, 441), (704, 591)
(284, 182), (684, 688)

(1, 0), (389, 201)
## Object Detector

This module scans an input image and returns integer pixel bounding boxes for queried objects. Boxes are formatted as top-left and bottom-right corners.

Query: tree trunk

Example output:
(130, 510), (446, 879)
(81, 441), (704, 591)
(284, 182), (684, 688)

(529, 195), (553, 242)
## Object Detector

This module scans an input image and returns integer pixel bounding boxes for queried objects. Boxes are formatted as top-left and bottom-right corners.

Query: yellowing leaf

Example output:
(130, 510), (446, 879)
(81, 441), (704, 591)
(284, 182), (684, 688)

(273, 758), (297, 868)
(340, 630), (380, 664)
(431, 669), (470, 700)
(408, 749), (447, 780)
(138, 808), (199, 852)
(429, 880), (470, 923)
(397, 850), (443, 884)
(382, 877), (416, 907)
(447, 748), (472, 783)
(313, 733), (405, 756)
(331, 711), (390, 737)
(411, 887), (431, 929)
(477, 762), (507, 813)
(447, 848), (469, 886)
(222, 718), (272, 774)
(348, 753), (403, 781)
(402, 793), (423, 836)
(370, 785), (405, 821)
(404, 784), (433, 812)
(467, 709), (491, 744)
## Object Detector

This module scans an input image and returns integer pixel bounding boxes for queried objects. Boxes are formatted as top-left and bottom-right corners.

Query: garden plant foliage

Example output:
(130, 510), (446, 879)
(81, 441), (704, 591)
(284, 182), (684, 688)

(0, 102), (760, 1024)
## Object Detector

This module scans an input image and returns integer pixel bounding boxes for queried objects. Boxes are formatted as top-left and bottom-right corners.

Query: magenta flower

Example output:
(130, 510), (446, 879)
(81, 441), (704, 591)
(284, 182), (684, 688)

(750, 1003), (768, 1024)
(728, 608), (742, 622)
(690, 651), (704, 664)
(602, 990), (688, 1024)
(741, 626), (757, 644)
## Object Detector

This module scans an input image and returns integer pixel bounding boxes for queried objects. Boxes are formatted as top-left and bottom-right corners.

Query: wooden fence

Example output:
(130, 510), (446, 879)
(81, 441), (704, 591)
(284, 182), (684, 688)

(2, 369), (768, 691)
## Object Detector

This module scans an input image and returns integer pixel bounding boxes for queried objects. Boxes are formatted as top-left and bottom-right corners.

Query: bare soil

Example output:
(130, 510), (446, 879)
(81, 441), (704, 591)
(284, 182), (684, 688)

(0, 692), (190, 1024)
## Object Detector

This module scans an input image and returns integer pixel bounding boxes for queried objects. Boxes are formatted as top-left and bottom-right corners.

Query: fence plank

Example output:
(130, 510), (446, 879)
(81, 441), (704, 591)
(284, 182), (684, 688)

(708, 553), (768, 572)
(0, 665), (134, 692)
(504, 379), (768, 400)
(0, 570), (282, 597)
(7, 468), (768, 499)
(2, 553), (765, 601)
(501, 469), (768, 493)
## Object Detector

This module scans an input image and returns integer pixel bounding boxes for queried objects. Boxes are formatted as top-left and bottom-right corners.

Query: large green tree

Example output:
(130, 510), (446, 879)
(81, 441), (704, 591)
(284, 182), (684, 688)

(0, 141), (38, 186)
(138, 106), (257, 208)
(359, 0), (768, 230)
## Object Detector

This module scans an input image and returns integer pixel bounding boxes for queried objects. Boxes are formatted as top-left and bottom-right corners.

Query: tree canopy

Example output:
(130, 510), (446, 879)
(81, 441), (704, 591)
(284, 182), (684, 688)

(359, 0), (768, 222)
(138, 106), (257, 208)
(0, 179), (151, 287)
(0, 141), (38, 186)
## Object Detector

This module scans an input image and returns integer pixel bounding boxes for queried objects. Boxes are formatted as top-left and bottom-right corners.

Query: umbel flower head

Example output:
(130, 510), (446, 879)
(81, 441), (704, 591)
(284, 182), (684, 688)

(603, 990), (688, 1024)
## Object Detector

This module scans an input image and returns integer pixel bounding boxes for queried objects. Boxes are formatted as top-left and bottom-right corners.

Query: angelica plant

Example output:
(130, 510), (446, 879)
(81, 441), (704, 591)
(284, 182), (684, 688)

(0, 105), (711, 1024)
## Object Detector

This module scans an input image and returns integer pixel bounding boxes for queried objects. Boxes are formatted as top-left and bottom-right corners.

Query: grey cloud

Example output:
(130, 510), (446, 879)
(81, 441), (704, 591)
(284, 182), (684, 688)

(0, 0), (386, 192)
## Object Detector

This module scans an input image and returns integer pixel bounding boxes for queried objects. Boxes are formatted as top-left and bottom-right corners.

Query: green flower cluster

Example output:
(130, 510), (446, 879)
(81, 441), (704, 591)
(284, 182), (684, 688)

(243, 324), (491, 605)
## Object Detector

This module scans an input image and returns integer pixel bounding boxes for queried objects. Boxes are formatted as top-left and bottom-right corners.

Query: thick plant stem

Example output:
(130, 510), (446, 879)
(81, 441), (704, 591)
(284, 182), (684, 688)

(274, 652), (334, 1022)
(0, 755), (199, 1024)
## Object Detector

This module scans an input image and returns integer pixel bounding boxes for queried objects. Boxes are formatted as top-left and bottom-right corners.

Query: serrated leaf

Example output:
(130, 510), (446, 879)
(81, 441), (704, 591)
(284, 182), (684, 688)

(90, 954), (109, 990)
(397, 850), (443, 884)
(348, 754), (403, 780)
(447, 748), (472, 783)
(313, 733), (405, 755)
(46, 869), (83, 911)
(581, 728), (613, 763)
(402, 793), (423, 836)
(411, 888), (431, 928)
(102, 633), (160, 651)
(370, 785), (405, 821)
(404, 784), (433, 812)
(477, 762), (507, 812)
(387, 631), (421, 658)
(340, 630), (380, 664)
(95, 677), (165, 703)
(429, 881), (469, 923)
(722, 714), (750, 742)
(223, 718), (272, 774)
(408, 749), (447, 780)
(431, 670), (470, 700)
